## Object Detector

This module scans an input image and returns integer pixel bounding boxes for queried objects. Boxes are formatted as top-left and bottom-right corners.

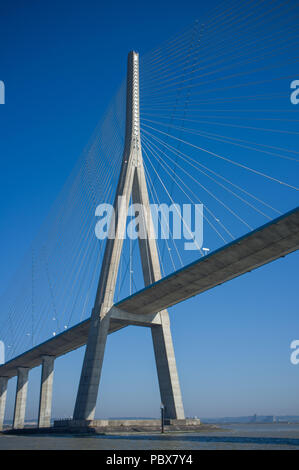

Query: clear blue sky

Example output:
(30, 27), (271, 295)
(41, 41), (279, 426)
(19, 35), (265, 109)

(0, 0), (298, 421)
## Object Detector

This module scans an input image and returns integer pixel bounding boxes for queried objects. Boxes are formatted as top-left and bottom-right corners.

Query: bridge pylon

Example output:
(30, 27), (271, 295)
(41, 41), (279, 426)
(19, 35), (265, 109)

(73, 51), (185, 421)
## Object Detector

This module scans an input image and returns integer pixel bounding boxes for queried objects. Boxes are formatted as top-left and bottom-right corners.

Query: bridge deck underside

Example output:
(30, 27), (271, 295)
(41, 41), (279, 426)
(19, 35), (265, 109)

(0, 207), (298, 378)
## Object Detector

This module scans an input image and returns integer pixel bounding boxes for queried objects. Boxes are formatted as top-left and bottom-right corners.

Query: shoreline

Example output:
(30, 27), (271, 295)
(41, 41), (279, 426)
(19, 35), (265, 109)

(1, 423), (221, 436)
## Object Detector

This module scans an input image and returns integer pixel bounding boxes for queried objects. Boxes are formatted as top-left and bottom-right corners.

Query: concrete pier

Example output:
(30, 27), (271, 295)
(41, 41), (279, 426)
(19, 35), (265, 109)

(52, 418), (202, 434)
(0, 377), (8, 431)
(151, 312), (185, 420)
(73, 313), (111, 420)
(13, 367), (29, 429)
(3, 418), (207, 435)
(38, 355), (55, 428)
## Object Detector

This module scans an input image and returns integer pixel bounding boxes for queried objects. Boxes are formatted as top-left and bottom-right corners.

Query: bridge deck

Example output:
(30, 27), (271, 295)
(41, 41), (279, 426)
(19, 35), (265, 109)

(0, 207), (298, 378)
(119, 206), (299, 314)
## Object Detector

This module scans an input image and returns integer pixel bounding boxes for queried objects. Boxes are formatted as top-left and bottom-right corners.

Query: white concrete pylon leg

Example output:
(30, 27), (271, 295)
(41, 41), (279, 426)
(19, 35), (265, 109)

(13, 367), (29, 429)
(151, 313), (185, 419)
(74, 313), (111, 420)
(132, 160), (185, 420)
(0, 377), (8, 431)
(38, 355), (55, 428)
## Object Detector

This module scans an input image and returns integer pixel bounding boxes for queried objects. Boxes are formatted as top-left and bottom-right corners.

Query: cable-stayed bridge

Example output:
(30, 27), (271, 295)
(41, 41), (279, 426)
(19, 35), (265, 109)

(0, 1), (299, 430)
(0, 206), (298, 380)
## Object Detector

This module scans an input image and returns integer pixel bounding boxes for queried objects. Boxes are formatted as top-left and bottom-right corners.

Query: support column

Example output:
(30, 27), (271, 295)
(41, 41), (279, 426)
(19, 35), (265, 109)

(0, 377), (8, 431)
(13, 367), (29, 429)
(151, 312), (185, 419)
(38, 355), (55, 428)
(73, 313), (111, 420)
(132, 153), (185, 420)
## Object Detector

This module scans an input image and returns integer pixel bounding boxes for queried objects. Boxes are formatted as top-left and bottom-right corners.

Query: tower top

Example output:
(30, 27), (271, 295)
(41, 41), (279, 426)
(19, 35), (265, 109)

(124, 51), (140, 155)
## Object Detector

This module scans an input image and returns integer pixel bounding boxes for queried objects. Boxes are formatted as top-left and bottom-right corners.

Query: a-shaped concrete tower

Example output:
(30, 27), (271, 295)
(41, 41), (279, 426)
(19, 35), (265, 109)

(73, 51), (185, 422)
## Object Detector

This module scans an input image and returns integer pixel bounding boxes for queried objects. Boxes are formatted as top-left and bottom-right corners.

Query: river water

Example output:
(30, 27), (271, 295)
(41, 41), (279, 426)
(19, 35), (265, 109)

(0, 423), (299, 450)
